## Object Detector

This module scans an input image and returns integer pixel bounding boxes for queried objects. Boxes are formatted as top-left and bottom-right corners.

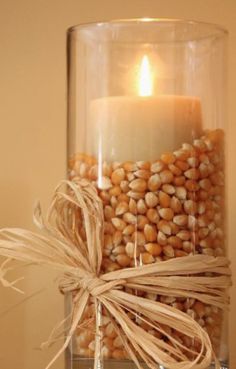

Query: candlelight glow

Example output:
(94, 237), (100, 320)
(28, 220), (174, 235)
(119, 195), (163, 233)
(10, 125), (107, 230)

(139, 55), (152, 96)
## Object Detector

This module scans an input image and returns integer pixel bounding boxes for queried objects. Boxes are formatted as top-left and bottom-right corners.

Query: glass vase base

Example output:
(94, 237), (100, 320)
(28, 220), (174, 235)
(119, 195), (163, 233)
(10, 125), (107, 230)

(66, 355), (229, 369)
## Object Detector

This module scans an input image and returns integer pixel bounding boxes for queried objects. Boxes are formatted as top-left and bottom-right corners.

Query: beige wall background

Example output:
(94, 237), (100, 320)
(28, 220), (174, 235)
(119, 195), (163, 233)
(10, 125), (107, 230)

(0, 0), (235, 368)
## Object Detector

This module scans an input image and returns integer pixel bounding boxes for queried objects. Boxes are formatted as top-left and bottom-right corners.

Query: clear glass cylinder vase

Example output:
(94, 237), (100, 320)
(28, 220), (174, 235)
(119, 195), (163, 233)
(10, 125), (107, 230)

(66, 19), (228, 369)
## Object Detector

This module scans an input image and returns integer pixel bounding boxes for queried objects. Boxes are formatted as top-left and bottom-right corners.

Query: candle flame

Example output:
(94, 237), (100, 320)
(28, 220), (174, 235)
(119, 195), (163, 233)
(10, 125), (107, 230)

(139, 55), (152, 96)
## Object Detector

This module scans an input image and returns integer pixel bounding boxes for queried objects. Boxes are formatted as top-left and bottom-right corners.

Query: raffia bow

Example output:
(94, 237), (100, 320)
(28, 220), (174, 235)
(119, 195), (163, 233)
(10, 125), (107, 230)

(0, 179), (231, 369)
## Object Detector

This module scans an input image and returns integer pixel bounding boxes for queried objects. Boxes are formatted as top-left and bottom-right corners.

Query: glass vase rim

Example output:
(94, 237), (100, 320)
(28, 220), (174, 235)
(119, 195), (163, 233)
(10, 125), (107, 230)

(67, 18), (228, 39)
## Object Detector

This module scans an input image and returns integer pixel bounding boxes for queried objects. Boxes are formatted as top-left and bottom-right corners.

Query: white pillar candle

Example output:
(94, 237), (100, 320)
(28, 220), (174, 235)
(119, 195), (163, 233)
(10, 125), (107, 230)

(88, 57), (203, 162)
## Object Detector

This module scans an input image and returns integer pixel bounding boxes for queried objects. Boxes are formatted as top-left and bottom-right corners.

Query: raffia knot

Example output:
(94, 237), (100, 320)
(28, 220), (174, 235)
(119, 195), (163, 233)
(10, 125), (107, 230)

(80, 274), (126, 297)
(79, 275), (103, 296)
(59, 272), (127, 297)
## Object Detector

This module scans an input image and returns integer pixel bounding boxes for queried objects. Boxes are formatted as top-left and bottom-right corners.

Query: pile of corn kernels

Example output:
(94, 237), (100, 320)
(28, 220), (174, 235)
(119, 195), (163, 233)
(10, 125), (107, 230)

(68, 129), (225, 361)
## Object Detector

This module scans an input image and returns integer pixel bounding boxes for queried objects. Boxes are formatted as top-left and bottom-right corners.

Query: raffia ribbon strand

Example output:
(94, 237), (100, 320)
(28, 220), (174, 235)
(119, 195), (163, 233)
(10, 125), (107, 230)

(0, 179), (231, 369)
